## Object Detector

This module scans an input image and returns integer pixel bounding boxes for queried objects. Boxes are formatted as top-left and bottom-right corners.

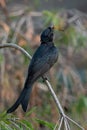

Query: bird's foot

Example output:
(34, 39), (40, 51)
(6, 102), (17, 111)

(42, 75), (48, 82)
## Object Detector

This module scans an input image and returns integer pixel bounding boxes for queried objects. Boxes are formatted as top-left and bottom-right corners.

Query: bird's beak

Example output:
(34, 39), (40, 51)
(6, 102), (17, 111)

(52, 22), (68, 31)
(52, 26), (64, 31)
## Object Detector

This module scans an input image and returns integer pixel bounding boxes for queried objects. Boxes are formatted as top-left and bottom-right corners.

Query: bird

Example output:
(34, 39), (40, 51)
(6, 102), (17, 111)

(7, 26), (58, 113)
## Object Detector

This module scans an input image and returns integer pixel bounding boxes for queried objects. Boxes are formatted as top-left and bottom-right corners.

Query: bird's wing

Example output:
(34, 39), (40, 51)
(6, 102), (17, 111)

(27, 45), (58, 82)
(28, 51), (51, 77)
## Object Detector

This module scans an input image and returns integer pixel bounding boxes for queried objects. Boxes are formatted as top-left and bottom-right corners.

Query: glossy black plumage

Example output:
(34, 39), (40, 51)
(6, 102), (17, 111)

(7, 27), (58, 113)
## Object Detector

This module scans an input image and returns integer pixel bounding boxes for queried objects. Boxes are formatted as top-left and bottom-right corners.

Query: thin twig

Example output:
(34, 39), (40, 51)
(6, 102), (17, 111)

(44, 79), (65, 117)
(12, 16), (26, 43)
(65, 119), (71, 130)
(66, 115), (84, 130)
(0, 43), (31, 59)
(54, 120), (59, 130)
(0, 32), (9, 84)
(64, 119), (69, 130)
(68, 15), (79, 24)
(58, 117), (64, 130)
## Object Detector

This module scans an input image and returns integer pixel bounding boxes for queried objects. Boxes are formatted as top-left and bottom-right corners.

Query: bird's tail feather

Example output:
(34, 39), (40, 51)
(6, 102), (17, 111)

(7, 85), (32, 113)
(21, 87), (32, 112)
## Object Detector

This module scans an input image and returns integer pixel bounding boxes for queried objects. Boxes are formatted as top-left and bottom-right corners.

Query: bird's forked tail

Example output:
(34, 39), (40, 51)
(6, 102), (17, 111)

(7, 84), (32, 113)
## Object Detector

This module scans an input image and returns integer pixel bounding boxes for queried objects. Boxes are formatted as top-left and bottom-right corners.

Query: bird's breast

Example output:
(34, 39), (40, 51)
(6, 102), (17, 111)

(47, 46), (58, 66)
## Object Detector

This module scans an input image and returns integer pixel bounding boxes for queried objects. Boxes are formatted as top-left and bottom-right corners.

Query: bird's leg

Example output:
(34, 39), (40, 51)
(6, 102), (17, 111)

(42, 75), (48, 82)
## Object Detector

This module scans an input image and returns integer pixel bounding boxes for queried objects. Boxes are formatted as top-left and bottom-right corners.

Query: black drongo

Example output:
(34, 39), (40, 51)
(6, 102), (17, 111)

(7, 26), (58, 113)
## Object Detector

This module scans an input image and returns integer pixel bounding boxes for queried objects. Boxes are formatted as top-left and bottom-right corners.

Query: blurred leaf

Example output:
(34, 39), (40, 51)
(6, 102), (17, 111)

(0, 121), (13, 130)
(25, 107), (37, 117)
(35, 118), (54, 129)
(20, 119), (34, 130)
(76, 96), (87, 113)
(43, 10), (65, 29)
(43, 11), (54, 26)
(76, 33), (87, 49)
(0, 54), (4, 63)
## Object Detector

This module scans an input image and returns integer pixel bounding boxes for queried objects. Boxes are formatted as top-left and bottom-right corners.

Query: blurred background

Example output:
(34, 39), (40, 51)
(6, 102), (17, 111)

(0, 0), (87, 129)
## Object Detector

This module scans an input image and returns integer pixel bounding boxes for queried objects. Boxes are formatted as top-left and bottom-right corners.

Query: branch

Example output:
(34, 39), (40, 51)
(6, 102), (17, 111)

(0, 43), (31, 59)
(0, 43), (85, 130)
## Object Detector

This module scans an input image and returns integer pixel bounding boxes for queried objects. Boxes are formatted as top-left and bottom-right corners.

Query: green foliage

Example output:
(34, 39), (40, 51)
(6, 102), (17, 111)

(0, 111), (55, 130)
(35, 118), (55, 130)
(75, 96), (87, 113)
(43, 10), (63, 27)
(57, 26), (87, 49)
(43, 10), (87, 49)
(19, 120), (34, 130)
(25, 107), (37, 117)
(0, 111), (34, 130)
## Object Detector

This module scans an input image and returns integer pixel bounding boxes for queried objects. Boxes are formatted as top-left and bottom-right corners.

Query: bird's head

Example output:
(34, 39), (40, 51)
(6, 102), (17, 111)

(41, 27), (54, 43)
(40, 24), (68, 43)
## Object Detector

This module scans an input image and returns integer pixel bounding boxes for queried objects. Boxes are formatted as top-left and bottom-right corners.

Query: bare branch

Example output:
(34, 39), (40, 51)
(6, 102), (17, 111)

(0, 43), (32, 59)
(58, 117), (64, 130)
(44, 79), (65, 116)
(66, 115), (85, 130)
